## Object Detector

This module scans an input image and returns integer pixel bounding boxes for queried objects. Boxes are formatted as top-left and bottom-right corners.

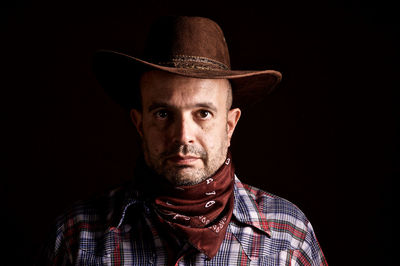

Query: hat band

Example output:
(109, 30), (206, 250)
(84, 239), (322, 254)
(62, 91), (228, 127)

(157, 55), (229, 70)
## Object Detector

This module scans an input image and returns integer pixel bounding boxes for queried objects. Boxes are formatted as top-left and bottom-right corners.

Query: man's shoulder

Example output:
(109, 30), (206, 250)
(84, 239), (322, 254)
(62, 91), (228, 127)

(39, 186), (129, 264)
(235, 179), (309, 225)
(234, 179), (327, 264)
(54, 185), (127, 232)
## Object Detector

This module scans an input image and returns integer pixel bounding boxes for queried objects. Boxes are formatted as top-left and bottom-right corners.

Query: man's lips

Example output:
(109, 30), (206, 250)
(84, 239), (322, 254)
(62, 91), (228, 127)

(166, 155), (200, 165)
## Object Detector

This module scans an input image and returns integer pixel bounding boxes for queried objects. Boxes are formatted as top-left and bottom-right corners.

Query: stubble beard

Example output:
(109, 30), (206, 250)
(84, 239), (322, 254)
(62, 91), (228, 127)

(142, 140), (228, 186)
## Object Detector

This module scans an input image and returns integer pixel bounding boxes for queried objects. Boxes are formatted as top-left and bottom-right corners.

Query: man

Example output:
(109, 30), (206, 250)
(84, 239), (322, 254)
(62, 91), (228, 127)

(40, 16), (327, 265)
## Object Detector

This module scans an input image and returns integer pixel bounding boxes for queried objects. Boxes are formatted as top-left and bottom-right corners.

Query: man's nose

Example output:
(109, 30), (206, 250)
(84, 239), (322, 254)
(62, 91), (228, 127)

(171, 115), (195, 145)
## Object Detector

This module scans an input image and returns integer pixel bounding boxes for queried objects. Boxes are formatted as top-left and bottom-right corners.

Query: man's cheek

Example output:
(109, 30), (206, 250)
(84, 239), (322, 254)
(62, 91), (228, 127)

(153, 133), (171, 154)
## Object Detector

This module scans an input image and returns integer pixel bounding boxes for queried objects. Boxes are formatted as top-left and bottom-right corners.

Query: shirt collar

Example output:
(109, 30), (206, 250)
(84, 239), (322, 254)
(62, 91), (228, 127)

(229, 176), (271, 261)
(232, 176), (271, 236)
(111, 176), (272, 257)
(106, 185), (145, 229)
(113, 177), (272, 233)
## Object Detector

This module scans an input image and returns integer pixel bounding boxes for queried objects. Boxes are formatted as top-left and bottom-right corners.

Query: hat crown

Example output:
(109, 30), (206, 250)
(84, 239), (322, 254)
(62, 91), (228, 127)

(144, 16), (231, 70)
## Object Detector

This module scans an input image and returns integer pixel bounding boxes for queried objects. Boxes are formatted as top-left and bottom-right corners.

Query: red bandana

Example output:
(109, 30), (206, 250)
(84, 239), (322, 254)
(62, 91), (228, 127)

(153, 153), (235, 259)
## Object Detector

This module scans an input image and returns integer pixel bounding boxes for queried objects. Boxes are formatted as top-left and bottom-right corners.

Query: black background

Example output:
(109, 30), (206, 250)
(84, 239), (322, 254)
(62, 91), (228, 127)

(3, 0), (398, 265)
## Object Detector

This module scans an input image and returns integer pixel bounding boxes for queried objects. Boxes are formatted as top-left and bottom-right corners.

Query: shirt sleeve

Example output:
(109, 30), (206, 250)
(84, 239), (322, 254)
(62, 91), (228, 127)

(283, 220), (328, 266)
(35, 222), (73, 266)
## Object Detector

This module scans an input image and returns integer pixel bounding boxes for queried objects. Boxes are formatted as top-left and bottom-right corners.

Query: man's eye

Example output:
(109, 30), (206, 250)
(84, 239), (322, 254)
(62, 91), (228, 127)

(198, 110), (211, 119)
(155, 110), (169, 119)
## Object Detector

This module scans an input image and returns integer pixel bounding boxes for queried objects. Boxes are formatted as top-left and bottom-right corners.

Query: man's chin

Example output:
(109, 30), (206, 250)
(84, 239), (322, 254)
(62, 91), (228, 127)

(164, 167), (207, 186)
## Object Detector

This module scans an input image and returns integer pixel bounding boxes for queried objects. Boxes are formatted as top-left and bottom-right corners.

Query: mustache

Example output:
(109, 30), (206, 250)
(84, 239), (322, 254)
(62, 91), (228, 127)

(160, 144), (207, 159)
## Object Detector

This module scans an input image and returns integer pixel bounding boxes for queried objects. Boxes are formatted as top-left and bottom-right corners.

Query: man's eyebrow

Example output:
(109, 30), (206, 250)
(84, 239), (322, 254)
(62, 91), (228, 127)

(147, 102), (218, 112)
(148, 102), (170, 112)
(194, 102), (218, 112)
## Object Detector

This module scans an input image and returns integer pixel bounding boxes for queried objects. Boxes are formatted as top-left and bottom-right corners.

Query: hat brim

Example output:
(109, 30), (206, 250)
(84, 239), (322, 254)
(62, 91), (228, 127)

(93, 50), (282, 109)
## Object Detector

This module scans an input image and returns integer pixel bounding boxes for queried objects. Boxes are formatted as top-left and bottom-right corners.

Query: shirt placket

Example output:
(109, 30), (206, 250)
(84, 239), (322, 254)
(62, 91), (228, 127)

(143, 205), (168, 265)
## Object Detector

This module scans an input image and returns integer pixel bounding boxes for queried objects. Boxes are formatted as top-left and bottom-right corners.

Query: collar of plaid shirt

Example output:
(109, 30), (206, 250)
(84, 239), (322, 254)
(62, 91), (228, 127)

(112, 176), (272, 257)
(109, 156), (272, 260)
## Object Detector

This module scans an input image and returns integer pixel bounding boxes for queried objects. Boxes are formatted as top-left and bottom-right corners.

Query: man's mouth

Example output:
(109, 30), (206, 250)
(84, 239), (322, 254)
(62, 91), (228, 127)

(167, 155), (200, 165)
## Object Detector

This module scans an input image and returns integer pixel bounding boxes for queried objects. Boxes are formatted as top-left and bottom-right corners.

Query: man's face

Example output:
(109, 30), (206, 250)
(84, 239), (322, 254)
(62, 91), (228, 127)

(131, 70), (241, 186)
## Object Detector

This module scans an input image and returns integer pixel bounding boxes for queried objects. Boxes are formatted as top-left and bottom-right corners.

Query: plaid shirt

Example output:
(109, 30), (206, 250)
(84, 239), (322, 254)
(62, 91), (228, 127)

(40, 176), (327, 265)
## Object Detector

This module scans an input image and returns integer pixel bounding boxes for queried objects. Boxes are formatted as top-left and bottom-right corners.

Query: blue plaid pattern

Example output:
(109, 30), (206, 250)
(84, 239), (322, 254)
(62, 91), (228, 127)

(40, 177), (327, 265)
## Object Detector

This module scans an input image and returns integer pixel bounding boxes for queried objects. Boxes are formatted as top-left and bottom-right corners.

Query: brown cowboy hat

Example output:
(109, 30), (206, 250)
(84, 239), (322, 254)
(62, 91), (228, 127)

(93, 16), (282, 109)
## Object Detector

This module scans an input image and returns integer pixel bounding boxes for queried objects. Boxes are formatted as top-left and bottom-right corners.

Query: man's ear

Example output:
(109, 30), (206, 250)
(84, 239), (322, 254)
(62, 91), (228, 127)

(227, 108), (241, 144)
(130, 109), (144, 138)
